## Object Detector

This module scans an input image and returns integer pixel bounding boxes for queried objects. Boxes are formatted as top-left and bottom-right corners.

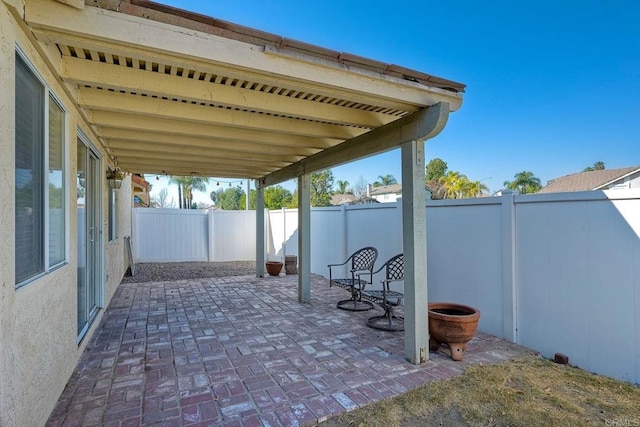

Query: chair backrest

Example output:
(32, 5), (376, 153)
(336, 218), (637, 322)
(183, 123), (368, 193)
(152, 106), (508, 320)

(384, 253), (404, 281)
(351, 247), (378, 272)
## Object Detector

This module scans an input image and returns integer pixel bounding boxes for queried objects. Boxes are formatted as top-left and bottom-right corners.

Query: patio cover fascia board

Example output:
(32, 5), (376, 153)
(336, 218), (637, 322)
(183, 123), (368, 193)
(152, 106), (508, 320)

(261, 102), (450, 187)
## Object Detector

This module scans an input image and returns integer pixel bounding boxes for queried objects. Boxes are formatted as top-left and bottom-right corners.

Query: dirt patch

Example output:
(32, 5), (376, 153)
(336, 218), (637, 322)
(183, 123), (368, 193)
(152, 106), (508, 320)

(120, 261), (256, 284)
(320, 355), (640, 426)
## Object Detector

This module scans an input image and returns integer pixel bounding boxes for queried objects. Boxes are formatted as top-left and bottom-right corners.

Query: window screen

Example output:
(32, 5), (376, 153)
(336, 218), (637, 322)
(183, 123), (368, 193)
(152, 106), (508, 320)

(15, 53), (45, 284)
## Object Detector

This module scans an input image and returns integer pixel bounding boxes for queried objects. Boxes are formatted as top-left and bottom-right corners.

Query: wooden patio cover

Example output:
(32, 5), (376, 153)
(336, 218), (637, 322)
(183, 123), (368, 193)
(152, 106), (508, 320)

(22, 0), (464, 185)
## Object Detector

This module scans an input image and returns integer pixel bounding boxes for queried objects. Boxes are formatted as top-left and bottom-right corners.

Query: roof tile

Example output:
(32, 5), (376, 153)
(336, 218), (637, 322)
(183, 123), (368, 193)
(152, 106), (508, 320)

(538, 166), (640, 193)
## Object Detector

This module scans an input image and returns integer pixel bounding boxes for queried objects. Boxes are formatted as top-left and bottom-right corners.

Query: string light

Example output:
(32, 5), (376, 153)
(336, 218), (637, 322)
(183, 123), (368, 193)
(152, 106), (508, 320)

(210, 179), (246, 187)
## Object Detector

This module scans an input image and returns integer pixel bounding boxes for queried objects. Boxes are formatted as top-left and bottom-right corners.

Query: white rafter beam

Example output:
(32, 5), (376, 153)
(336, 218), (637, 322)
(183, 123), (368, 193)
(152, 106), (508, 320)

(91, 111), (337, 150)
(116, 157), (273, 177)
(61, 56), (396, 128)
(78, 87), (365, 140)
(101, 129), (311, 158)
(107, 144), (297, 165)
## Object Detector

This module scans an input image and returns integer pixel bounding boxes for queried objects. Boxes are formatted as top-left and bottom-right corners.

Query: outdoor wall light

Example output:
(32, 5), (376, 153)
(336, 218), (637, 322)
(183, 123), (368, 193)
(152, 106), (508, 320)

(106, 169), (125, 189)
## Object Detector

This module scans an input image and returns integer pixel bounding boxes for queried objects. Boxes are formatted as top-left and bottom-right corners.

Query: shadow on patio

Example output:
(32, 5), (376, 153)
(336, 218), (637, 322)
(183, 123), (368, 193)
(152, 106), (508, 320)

(47, 274), (533, 427)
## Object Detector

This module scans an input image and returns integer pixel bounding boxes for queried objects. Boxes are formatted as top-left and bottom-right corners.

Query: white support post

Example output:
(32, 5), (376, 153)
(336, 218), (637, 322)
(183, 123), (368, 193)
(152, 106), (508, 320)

(207, 209), (214, 262)
(282, 207), (287, 260)
(402, 139), (429, 364)
(341, 204), (348, 273)
(255, 180), (265, 277)
(298, 174), (311, 303)
(501, 189), (517, 341)
(246, 179), (250, 211)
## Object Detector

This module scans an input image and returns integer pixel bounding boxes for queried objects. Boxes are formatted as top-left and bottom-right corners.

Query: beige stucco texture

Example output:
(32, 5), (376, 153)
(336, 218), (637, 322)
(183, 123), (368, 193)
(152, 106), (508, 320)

(0, 3), (132, 425)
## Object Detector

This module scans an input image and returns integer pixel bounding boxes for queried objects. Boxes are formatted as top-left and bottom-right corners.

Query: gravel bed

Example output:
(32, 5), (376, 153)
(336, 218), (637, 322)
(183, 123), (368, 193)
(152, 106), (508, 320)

(120, 261), (256, 284)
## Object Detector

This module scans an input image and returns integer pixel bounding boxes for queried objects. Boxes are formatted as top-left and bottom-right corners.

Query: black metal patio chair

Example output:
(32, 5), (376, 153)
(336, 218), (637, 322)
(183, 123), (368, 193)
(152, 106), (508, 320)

(328, 247), (378, 311)
(362, 253), (404, 331)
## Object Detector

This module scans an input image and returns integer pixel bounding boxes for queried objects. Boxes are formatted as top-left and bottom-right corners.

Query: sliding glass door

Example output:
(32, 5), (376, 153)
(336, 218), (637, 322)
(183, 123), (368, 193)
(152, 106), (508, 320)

(77, 138), (101, 340)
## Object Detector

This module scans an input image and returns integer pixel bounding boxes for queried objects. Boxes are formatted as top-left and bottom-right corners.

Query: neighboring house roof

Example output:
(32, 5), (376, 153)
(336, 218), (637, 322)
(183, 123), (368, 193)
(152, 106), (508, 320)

(539, 166), (640, 193)
(330, 194), (356, 206)
(330, 194), (379, 206)
(370, 184), (402, 195)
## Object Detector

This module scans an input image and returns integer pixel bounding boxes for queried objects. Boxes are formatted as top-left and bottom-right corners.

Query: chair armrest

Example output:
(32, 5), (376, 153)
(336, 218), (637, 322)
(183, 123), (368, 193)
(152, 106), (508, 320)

(328, 258), (350, 285)
(355, 271), (373, 289)
(382, 278), (404, 290)
(327, 259), (349, 268)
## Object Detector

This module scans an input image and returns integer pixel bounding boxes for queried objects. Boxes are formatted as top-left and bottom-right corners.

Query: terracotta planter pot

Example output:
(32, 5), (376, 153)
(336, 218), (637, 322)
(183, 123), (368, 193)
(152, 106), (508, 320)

(265, 261), (283, 276)
(428, 302), (481, 361)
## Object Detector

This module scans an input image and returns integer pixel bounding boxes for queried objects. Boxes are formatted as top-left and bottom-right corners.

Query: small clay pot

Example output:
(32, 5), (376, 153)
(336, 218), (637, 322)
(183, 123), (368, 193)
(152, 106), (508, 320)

(428, 302), (480, 361)
(265, 261), (283, 276)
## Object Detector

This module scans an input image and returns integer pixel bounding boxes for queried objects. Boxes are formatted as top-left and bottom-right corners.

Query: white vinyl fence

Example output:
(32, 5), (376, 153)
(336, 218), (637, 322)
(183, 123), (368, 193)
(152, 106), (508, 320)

(133, 208), (255, 262)
(133, 189), (640, 383)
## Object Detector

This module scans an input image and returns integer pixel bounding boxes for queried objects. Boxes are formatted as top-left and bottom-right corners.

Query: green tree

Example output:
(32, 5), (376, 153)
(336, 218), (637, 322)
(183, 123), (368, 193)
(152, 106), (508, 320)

(335, 180), (351, 194)
(214, 186), (245, 210)
(287, 189), (299, 208)
(265, 186), (293, 209)
(503, 171), (542, 194)
(239, 189), (255, 210)
(426, 158), (448, 181)
(583, 161), (605, 172)
(238, 186), (294, 210)
(373, 174), (397, 187)
(425, 158), (449, 199)
(310, 169), (334, 207)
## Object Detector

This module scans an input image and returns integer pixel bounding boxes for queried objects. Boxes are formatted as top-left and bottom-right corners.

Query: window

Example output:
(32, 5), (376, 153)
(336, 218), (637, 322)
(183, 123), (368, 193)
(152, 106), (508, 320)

(108, 189), (118, 241)
(15, 51), (66, 287)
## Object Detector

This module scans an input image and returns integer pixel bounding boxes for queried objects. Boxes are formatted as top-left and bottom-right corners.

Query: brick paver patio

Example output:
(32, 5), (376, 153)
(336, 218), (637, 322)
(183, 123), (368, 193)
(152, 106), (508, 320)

(47, 274), (534, 426)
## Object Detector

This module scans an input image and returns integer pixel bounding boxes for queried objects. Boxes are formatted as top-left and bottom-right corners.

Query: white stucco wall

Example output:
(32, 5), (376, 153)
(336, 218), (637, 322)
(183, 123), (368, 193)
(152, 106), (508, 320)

(0, 4), (132, 426)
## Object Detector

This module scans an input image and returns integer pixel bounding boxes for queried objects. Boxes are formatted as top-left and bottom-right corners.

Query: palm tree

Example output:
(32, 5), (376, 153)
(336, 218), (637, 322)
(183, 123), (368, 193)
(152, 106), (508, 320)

(335, 180), (350, 194)
(503, 171), (542, 194)
(169, 176), (187, 209)
(182, 177), (209, 209)
(373, 174), (397, 187)
(440, 171), (470, 199)
(170, 176), (209, 208)
(470, 180), (489, 197)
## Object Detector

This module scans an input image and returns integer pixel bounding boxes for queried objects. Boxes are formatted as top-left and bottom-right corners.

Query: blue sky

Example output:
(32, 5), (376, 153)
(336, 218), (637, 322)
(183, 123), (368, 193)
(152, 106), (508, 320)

(151, 0), (640, 204)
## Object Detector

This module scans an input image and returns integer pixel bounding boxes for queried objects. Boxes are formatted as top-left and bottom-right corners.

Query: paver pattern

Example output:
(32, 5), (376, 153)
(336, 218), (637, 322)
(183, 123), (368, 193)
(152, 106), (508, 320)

(47, 274), (533, 426)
